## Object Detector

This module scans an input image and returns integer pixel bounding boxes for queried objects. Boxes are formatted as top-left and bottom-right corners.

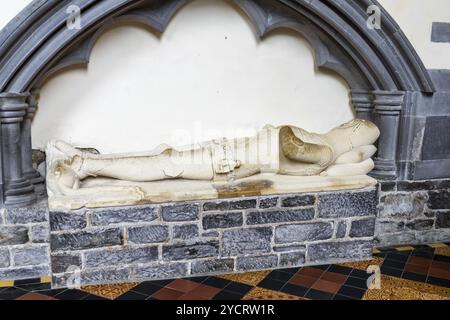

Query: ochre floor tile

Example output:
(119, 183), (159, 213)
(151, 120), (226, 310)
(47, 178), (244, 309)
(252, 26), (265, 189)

(338, 257), (384, 271)
(404, 263), (429, 275)
(297, 267), (323, 278)
(218, 271), (270, 286)
(428, 243), (448, 249)
(289, 274), (317, 287)
(396, 246), (415, 251)
(40, 276), (52, 284)
(408, 256), (432, 267)
(363, 275), (450, 300)
(435, 246), (450, 257)
(81, 282), (138, 300)
(320, 271), (348, 284)
(0, 280), (14, 288)
(243, 287), (305, 300)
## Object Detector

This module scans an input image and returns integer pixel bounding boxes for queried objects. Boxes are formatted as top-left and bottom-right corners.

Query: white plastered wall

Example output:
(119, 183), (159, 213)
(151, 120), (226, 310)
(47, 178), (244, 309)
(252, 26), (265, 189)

(0, 0), (449, 153)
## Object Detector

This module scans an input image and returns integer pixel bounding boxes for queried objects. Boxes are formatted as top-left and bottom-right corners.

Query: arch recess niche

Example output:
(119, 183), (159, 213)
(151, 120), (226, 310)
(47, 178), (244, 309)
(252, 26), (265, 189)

(0, 0), (435, 207)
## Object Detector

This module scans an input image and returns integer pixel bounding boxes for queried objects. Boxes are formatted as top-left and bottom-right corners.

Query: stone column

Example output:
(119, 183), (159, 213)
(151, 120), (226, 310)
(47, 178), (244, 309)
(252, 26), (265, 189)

(370, 90), (405, 180)
(0, 93), (36, 206)
(21, 90), (45, 194)
(350, 90), (373, 121)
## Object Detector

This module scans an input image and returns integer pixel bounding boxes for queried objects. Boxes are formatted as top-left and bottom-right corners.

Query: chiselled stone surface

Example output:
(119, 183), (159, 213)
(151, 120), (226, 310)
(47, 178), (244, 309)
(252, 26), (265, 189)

(161, 203), (199, 221)
(162, 241), (219, 260)
(222, 228), (272, 256)
(349, 218), (376, 238)
(281, 195), (315, 208)
(335, 221), (347, 238)
(191, 258), (234, 274)
(133, 263), (188, 281)
(89, 206), (157, 226)
(405, 219), (434, 231)
(30, 224), (49, 243)
(202, 231), (219, 238)
(85, 246), (158, 268)
(246, 208), (314, 225)
(380, 182), (396, 192)
(259, 197), (279, 209)
(81, 267), (132, 286)
(379, 192), (428, 219)
(308, 240), (373, 263)
(236, 255), (278, 271)
(203, 212), (243, 229)
(0, 226), (29, 245)
(279, 251), (305, 267)
(275, 223), (333, 244)
(375, 220), (405, 235)
(0, 248), (10, 268)
(50, 212), (86, 231)
(397, 180), (450, 192)
(0, 265), (50, 281)
(375, 232), (416, 247)
(428, 190), (450, 210)
(51, 228), (123, 251)
(12, 246), (48, 266)
(173, 224), (199, 240)
(51, 253), (82, 274)
(5, 206), (47, 224)
(203, 199), (256, 211)
(436, 211), (450, 229)
(273, 245), (306, 253)
(128, 225), (169, 244)
(416, 229), (450, 244)
(318, 190), (377, 218)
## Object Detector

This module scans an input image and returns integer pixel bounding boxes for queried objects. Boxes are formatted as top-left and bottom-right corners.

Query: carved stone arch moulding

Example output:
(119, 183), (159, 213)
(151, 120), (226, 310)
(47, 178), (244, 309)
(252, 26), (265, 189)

(0, 0), (436, 207)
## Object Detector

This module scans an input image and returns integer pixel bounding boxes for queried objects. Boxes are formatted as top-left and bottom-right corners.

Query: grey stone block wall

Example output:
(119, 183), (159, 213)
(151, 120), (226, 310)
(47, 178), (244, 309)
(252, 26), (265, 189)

(375, 179), (450, 247)
(0, 200), (50, 280)
(49, 188), (377, 288)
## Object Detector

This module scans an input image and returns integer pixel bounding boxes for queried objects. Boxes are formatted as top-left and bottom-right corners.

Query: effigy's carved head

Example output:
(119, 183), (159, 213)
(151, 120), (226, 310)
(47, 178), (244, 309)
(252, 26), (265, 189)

(329, 119), (380, 148)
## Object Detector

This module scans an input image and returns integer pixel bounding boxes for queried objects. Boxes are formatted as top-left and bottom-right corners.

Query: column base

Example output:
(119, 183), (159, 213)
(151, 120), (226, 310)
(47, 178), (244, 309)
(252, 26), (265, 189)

(4, 178), (36, 207)
(369, 158), (397, 180)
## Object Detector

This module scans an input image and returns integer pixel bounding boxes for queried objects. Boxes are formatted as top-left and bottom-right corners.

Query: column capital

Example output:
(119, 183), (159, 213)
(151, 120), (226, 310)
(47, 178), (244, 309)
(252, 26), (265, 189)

(372, 90), (405, 115)
(350, 90), (373, 113)
(0, 92), (30, 123)
(26, 90), (40, 118)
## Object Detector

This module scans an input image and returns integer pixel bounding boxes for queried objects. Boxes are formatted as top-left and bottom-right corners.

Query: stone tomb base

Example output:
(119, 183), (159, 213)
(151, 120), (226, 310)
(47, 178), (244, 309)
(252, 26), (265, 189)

(50, 187), (378, 288)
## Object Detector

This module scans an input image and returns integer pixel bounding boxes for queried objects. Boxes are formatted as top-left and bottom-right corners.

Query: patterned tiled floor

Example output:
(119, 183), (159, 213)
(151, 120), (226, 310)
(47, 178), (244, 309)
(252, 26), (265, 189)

(1, 243), (449, 300)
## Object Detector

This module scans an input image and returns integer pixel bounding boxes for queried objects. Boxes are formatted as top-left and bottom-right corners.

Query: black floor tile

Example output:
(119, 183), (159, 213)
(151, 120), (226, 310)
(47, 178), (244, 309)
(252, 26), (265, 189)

(81, 294), (110, 300)
(434, 254), (450, 263)
(327, 265), (352, 275)
(266, 270), (293, 282)
(279, 283), (308, 297)
(149, 279), (174, 287)
(14, 278), (41, 286)
(224, 282), (253, 295)
(188, 276), (209, 283)
(0, 287), (28, 300)
(411, 248), (434, 259)
(312, 264), (330, 271)
(202, 277), (231, 289)
(402, 272), (427, 282)
(304, 289), (334, 300)
(116, 291), (148, 300)
(54, 289), (89, 300)
(426, 276), (450, 288)
(33, 288), (66, 297)
(344, 276), (368, 289)
(382, 259), (406, 270)
(257, 278), (285, 291)
(380, 266), (403, 277)
(132, 282), (163, 296)
(350, 269), (370, 279)
(337, 285), (366, 300)
(278, 267), (300, 275)
(333, 294), (357, 300)
(15, 282), (51, 292)
(212, 290), (244, 300)
(386, 252), (410, 262)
